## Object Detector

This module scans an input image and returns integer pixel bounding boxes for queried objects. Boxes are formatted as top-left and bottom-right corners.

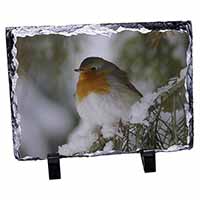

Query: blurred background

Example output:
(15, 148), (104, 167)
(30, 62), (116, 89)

(15, 30), (189, 158)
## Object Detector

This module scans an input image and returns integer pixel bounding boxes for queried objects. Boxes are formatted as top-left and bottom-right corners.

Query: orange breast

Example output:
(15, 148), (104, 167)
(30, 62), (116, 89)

(76, 71), (110, 102)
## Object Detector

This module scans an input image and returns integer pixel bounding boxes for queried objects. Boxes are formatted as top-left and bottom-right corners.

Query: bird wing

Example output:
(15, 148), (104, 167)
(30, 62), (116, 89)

(111, 67), (143, 98)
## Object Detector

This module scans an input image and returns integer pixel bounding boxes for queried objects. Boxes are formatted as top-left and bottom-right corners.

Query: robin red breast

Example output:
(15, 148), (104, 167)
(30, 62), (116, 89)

(74, 57), (142, 138)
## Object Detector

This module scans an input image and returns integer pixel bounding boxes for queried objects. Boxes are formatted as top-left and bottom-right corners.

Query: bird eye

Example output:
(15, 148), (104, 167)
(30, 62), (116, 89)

(91, 67), (96, 70)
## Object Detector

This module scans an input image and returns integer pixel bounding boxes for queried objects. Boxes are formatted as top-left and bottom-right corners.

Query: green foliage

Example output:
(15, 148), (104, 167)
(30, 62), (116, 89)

(88, 78), (188, 153)
(16, 34), (84, 104)
(114, 31), (189, 89)
(16, 35), (68, 78)
(86, 30), (189, 153)
(15, 30), (189, 156)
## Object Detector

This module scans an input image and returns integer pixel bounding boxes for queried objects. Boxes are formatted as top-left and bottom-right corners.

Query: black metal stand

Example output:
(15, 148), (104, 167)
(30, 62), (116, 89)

(140, 150), (156, 173)
(46, 151), (155, 179)
(47, 153), (61, 180)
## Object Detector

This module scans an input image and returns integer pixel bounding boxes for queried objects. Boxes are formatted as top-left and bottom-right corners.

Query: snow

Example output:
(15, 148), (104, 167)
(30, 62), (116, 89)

(58, 121), (117, 156)
(166, 145), (186, 151)
(58, 67), (189, 156)
(129, 67), (187, 126)
(129, 85), (172, 125)
(103, 141), (113, 152)
(129, 93), (158, 125)
(58, 121), (99, 156)
(178, 67), (187, 81)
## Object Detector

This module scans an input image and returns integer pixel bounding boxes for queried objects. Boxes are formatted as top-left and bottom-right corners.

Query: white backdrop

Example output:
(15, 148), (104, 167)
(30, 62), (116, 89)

(0, 1), (200, 200)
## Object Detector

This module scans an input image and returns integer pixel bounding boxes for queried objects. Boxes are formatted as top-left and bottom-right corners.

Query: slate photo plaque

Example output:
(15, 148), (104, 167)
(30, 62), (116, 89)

(6, 21), (193, 161)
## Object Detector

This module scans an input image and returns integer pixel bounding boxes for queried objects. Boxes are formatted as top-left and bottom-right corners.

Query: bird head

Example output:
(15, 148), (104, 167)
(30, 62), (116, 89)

(75, 57), (143, 102)
(74, 57), (116, 73)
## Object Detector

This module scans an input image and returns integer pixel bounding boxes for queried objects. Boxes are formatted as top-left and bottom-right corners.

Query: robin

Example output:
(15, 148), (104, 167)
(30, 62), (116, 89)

(74, 57), (142, 138)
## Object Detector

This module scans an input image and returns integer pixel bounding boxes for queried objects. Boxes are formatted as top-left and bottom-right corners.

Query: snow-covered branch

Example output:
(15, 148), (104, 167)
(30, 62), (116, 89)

(59, 68), (189, 156)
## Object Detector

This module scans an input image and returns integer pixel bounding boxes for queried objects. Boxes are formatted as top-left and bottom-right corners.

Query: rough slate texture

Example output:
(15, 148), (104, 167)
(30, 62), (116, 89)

(6, 21), (193, 160)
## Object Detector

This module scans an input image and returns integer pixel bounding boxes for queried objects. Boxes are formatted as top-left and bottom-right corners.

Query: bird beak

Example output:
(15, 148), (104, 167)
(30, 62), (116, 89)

(74, 68), (82, 72)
